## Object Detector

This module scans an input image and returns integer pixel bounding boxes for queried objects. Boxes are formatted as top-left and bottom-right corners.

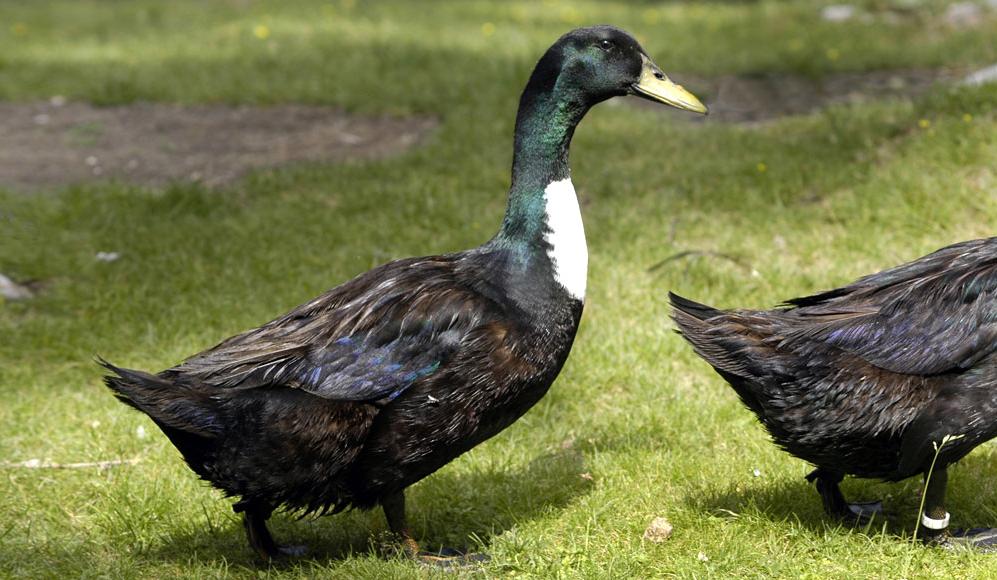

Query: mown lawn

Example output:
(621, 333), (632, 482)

(2, 1), (997, 577)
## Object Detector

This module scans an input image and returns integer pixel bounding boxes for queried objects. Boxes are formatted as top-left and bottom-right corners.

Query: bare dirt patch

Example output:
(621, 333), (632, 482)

(0, 68), (972, 191)
(630, 68), (964, 123)
(0, 102), (437, 191)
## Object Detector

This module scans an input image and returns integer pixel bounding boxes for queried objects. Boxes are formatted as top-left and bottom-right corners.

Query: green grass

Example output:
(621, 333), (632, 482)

(2, 0), (997, 577)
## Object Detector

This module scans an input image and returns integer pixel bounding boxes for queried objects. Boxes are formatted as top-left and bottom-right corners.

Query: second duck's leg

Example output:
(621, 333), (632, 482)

(381, 491), (421, 558)
(237, 501), (308, 561)
(920, 467), (997, 551)
(381, 491), (488, 567)
(919, 466), (950, 545)
(805, 468), (882, 523)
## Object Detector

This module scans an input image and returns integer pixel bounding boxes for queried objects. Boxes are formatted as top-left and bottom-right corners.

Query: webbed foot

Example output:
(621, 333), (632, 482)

(926, 528), (997, 552)
(251, 543), (310, 561)
(412, 547), (490, 568)
(273, 543), (309, 558)
(843, 500), (884, 525)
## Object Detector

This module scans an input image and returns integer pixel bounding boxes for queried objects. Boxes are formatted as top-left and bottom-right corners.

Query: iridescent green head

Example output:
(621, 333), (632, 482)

(532, 25), (707, 113)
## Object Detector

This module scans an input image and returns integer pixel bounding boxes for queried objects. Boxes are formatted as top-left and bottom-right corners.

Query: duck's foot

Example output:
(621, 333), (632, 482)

(950, 528), (997, 552)
(806, 469), (883, 526)
(926, 528), (997, 552)
(250, 543), (309, 561)
(411, 547), (490, 569)
(272, 544), (309, 558)
(844, 501), (884, 525)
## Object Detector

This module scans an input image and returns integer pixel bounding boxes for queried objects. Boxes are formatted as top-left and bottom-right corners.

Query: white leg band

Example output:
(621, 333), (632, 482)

(921, 512), (951, 530)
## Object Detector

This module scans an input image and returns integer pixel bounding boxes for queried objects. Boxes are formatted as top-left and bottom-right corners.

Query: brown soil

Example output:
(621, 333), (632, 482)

(0, 101), (437, 191)
(630, 68), (963, 123)
(0, 68), (967, 191)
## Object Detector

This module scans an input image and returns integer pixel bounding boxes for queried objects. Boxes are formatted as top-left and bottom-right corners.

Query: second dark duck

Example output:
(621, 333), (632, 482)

(672, 237), (997, 549)
(101, 26), (707, 565)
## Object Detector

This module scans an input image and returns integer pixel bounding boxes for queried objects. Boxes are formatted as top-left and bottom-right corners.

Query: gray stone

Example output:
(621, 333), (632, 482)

(643, 517), (674, 543)
(821, 4), (857, 22)
(945, 2), (984, 27)
(0, 273), (33, 300)
(963, 64), (997, 86)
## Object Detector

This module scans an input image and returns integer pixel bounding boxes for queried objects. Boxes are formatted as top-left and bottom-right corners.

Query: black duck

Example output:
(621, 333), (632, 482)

(671, 237), (997, 549)
(102, 25), (707, 564)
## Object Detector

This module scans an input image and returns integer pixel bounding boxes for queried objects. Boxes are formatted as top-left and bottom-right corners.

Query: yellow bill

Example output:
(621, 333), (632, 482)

(631, 54), (708, 115)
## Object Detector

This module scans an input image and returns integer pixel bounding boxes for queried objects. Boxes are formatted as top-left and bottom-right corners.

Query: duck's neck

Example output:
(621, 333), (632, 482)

(492, 65), (591, 302)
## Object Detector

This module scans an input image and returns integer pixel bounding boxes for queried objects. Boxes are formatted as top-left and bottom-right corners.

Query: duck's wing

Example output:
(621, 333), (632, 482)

(783, 238), (997, 376)
(170, 256), (502, 403)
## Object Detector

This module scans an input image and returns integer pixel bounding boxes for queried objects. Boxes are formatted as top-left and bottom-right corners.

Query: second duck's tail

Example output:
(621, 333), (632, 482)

(99, 358), (221, 438)
(668, 291), (776, 383)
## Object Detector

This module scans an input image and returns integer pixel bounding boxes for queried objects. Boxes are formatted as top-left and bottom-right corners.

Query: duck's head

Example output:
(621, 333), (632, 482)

(531, 25), (707, 114)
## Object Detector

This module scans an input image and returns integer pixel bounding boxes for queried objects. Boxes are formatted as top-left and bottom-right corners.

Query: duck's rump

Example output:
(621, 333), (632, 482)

(104, 362), (379, 512)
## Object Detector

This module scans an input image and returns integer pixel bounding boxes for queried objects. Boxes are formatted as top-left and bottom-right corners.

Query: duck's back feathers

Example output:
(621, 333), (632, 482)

(673, 238), (997, 381)
(783, 237), (997, 376)
(172, 255), (501, 403)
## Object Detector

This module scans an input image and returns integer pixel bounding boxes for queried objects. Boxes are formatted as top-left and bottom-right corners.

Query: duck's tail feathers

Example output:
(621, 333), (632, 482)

(668, 292), (771, 381)
(668, 291), (723, 321)
(98, 357), (221, 438)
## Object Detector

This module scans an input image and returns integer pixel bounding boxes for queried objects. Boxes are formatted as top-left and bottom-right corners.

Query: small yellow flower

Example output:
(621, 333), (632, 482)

(756, 162), (768, 173)
(481, 22), (495, 37)
(642, 9), (660, 25)
(918, 118), (931, 129)
(253, 24), (271, 40)
(825, 48), (840, 61)
(963, 113), (973, 123)
(12, 23), (27, 36)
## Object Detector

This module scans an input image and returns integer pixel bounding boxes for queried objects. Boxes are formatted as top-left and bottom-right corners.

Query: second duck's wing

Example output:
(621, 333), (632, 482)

(783, 237), (997, 376)
(170, 255), (504, 403)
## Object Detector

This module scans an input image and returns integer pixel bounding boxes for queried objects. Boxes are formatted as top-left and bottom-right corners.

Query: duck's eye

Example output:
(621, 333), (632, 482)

(598, 39), (613, 51)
